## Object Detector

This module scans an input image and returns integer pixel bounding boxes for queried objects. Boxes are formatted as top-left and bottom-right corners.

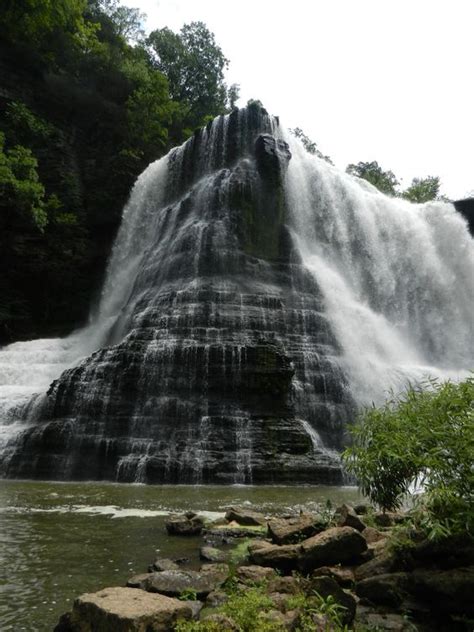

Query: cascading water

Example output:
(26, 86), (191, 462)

(0, 104), (472, 484)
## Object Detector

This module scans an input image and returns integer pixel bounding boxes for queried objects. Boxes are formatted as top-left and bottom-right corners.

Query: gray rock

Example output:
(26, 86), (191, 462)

(165, 515), (203, 536)
(335, 504), (366, 532)
(355, 605), (414, 631)
(235, 565), (278, 584)
(205, 589), (229, 608)
(187, 600), (204, 620)
(298, 526), (367, 572)
(308, 576), (357, 625)
(411, 566), (474, 615)
(267, 575), (301, 595)
(355, 551), (401, 581)
(356, 572), (411, 607)
(201, 613), (239, 630)
(64, 586), (192, 631)
(362, 526), (387, 544)
(249, 542), (301, 573)
(148, 558), (180, 572)
(311, 565), (355, 587)
(411, 534), (474, 569)
(145, 567), (228, 599)
(199, 546), (228, 563)
(225, 507), (267, 526)
(126, 573), (153, 589)
(267, 513), (326, 545)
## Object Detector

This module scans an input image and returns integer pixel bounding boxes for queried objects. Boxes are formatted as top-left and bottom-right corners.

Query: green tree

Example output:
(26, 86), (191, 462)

(346, 160), (399, 196)
(343, 377), (474, 537)
(147, 21), (229, 128)
(88, 0), (146, 42)
(291, 127), (333, 164)
(0, 132), (47, 231)
(402, 176), (440, 203)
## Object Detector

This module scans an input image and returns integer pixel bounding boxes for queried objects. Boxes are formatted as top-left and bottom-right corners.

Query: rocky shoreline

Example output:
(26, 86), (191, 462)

(54, 504), (474, 631)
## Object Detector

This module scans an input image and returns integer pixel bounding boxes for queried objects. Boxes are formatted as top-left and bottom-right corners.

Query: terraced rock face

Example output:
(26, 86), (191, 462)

(1, 105), (352, 484)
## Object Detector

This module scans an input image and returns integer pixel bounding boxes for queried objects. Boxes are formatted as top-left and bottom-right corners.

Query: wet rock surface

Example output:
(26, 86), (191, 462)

(267, 512), (326, 544)
(3, 105), (353, 485)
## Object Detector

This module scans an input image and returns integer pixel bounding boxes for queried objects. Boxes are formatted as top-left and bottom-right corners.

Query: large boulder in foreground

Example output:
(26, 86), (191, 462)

(299, 526), (367, 572)
(248, 542), (300, 573)
(267, 513), (325, 544)
(57, 586), (192, 631)
(165, 515), (204, 536)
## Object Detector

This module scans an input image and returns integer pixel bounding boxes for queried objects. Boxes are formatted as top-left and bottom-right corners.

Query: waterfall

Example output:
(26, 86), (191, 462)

(0, 104), (472, 484)
(284, 136), (473, 405)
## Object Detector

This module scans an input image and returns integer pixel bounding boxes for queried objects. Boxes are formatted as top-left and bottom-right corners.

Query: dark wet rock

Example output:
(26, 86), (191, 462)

(126, 573), (153, 589)
(225, 507), (266, 526)
(355, 551), (402, 581)
(145, 567), (227, 599)
(356, 572), (411, 608)
(267, 513), (326, 544)
(199, 546), (228, 563)
(165, 515), (203, 536)
(373, 512), (406, 527)
(249, 542), (300, 573)
(410, 534), (474, 570)
(4, 107), (353, 486)
(311, 565), (355, 587)
(61, 586), (192, 631)
(254, 134), (291, 185)
(299, 526), (367, 572)
(454, 197), (474, 235)
(235, 565), (278, 584)
(410, 566), (474, 615)
(308, 576), (356, 625)
(148, 558), (180, 572)
(335, 504), (366, 532)
(355, 605), (414, 631)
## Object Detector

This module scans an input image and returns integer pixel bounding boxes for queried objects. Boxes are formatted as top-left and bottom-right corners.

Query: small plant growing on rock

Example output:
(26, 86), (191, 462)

(343, 376), (474, 538)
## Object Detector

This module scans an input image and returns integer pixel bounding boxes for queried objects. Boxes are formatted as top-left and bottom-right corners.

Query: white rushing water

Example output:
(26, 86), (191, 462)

(0, 114), (473, 461)
(0, 156), (169, 445)
(284, 134), (474, 405)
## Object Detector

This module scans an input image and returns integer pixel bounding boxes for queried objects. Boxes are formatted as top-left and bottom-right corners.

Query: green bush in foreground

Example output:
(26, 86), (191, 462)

(343, 376), (474, 537)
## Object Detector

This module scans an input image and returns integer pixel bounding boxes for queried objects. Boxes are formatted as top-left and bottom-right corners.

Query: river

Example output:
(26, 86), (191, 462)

(0, 480), (362, 631)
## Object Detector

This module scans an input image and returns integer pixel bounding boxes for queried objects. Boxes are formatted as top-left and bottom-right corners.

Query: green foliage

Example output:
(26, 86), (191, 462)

(178, 588), (198, 601)
(0, 132), (48, 231)
(346, 160), (399, 196)
(290, 127), (333, 164)
(343, 377), (474, 537)
(147, 21), (229, 128)
(402, 176), (440, 203)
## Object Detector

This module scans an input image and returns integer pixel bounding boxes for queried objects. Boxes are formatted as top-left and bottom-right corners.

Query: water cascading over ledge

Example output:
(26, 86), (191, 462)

(0, 104), (354, 484)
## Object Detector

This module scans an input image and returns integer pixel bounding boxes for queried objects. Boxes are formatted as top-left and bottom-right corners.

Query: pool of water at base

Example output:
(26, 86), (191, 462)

(0, 480), (362, 631)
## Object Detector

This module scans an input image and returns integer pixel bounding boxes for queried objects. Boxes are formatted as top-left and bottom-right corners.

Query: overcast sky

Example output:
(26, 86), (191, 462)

(124, 0), (473, 199)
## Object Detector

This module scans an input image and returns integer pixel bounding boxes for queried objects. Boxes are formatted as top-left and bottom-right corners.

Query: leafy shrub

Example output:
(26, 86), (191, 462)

(343, 377), (474, 537)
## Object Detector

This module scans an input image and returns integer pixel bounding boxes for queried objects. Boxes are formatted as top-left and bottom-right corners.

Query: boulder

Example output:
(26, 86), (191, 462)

(126, 573), (153, 589)
(267, 513), (326, 544)
(148, 558), (180, 572)
(355, 605), (414, 631)
(356, 572), (411, 607)
(205, 525), (264, 539)
(411, 534), (474, 570)
(373, 512), (406, 528)
(249, 542), (300, 573)
(267, 575), (301, 595)
(165, 515), (203, 536)
(311, 565), (355, 587)
(235, 565), (278, 585)
(362, 527), (387, 544)
(411, 566), (474, 615)
(199, 546), (228, 563)
(355, 551), (401, 581)
(63, 586), (192, 632)
(205, 589), (229, 608)
(299, 527), (367, 572)
(308, 576), (357, 625)
(353, 503), (372, 515)
(145, 567), (228, 599)
(335, 504), (366, 532)
(225, 507), (267, 526)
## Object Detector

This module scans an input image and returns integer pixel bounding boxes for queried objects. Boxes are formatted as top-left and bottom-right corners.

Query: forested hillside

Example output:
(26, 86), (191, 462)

(0, 0), (235, 343)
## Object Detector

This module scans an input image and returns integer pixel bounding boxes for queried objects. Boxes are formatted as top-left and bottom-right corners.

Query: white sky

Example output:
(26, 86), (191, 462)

(125, 0), (473, 199)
